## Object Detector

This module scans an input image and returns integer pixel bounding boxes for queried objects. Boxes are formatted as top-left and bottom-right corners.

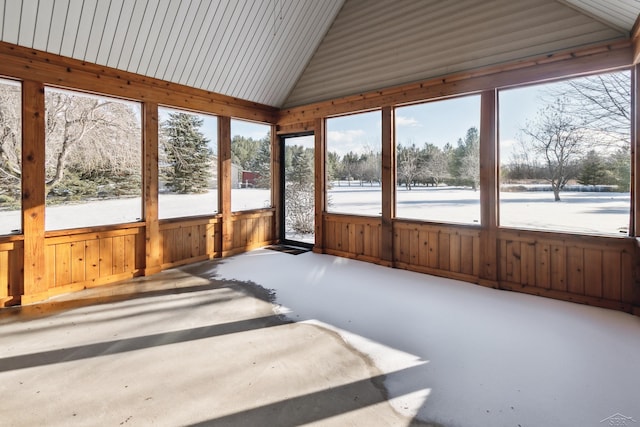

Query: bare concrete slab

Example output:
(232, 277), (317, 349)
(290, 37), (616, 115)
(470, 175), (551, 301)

(0, 262), (425, 426)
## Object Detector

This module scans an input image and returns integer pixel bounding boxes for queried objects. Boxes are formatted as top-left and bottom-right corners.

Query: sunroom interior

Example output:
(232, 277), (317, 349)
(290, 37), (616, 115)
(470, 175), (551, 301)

(1, 0), (640, 314)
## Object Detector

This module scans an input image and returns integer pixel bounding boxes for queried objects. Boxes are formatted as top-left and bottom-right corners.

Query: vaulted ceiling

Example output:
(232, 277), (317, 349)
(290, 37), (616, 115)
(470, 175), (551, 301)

(0, 0), (638, 110)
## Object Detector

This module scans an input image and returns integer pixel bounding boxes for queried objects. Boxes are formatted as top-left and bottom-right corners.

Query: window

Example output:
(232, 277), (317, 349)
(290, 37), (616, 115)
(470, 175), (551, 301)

(45, 88), (142, 230)
(326, 111), (382, 216)
(499, 70), (631, 235)
(0, 79), (21, 235)
(158, 107), (218, 219)
(230, 119), (272, 212)
(395, 95), (481, 224)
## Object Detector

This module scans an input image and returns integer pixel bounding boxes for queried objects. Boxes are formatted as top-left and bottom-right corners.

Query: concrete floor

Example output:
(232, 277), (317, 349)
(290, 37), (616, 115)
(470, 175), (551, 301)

(0, 261), (427, 426)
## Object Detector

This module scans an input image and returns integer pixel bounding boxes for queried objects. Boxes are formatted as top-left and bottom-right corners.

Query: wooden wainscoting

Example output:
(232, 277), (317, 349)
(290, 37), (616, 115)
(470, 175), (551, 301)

(159, 217), (220, 269)
(0, 237), (24, 307)
(227, 209), (276, 256)
(394, 221), (481, 282)
(43, 225), (145, 298)
(498, 229), (635, 311)
(324, 214), (382, 262)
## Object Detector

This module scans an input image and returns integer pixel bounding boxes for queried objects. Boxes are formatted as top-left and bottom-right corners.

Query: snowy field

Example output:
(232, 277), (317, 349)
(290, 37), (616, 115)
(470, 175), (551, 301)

(330, 185), (630, 235)
(215, 249), (640, 426)
(0, 189), (271, 233)
(0, 186), (630, 236)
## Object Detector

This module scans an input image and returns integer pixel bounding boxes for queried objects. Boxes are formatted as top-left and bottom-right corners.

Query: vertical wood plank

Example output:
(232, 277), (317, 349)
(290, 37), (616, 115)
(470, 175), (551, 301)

(355, 224), (364, 255)
(342, 222), (351, 253)
(381, 107), (395, 263)
(584, 248), (603, 297)
(0, 250), (9, 299)
(621, 250), (634, 304)
(472, 234), (481, 276)
(438, 232), (450, 270)
(326, 220), (335, 250)
(522, 242), (536, 286)
(22, 80), (47, 301)
(143, 102), (161, 275)
(632, 64), (639, 236)
(55, 244), (71, 287)
(11, 244), (24, 300)
(460, 234), (473, 275)
(602, 250), (622, 301)
(112, 235), (125, 274)
(124, 234), (136, 271)
(409, 227), (420, 265)
(70, 241), (85, 283)
(449, 232), (461, 273)
(499, 240), (507, 280)
(219, 116), (233, 254)
(314, 119), (325, 251)
(99, 238), (113, 277)
(550, 245), (567, 291)
(536, 243), (551, 289)
(85, 239), (100, 280)
(567, 246), (585, 295)
(428, 231), (439, 268)
(506, 241), (521, 283)
(418, 229), (429, 267)
(44, 244), (56, 288)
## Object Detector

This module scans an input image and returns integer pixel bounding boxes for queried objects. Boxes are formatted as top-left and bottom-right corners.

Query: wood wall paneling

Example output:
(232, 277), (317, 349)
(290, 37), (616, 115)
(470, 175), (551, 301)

(314, 118), (325, 251)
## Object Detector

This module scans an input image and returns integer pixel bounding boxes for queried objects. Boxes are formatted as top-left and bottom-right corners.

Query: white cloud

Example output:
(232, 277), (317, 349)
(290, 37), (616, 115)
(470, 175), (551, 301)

(395, 116), (420, 127)
(327, 129), (366, 143)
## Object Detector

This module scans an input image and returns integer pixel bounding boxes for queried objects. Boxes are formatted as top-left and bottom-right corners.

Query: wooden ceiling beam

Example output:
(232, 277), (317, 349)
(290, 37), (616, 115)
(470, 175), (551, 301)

(278, 40), (633, 126)
(0, 42), (278, 124)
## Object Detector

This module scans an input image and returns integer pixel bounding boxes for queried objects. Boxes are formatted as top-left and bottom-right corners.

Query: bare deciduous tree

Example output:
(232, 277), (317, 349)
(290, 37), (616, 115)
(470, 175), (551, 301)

(521, 97), (585, 201)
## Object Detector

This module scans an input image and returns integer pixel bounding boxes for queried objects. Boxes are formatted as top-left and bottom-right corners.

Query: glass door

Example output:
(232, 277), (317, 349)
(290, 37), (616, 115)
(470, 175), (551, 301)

(282, 134), (315, 246)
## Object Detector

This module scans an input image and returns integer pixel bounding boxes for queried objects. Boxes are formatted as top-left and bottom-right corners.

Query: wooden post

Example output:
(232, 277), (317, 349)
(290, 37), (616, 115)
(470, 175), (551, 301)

(219, 116), (233, 255)
(314, 118), (326, 252)
(478, 89), (499, 287)
(143, 102), (162, 275)
(381, 106), (395, 265)
(632, 65), (640, 314)
(271, 124), (281, 242)
(21, 80), (47, 304)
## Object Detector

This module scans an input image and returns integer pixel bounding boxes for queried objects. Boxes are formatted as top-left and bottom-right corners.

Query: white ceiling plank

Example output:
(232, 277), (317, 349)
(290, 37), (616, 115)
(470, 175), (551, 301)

(154, 0), (193, 80)
(217, 0), (269, 96)
(134, 0), (170, 75)
(84, 0), (112, 63)
(169, 0), (211, 83)
(106, 0), (136, 68)
(196, 0), (242, 90)
(18, 0), (38, 47)
(224, 0), (272, 97)
(58, 0), (79, 57)
(183, 0), (228, 88)
(145, 0), (182, 78)
(124, 0), (156, 72)
(72, 0), (97, 59)
(2, 1), (21, 44)
(0, 0), (5, 39)
(32, 0), (54, 51)
(252, 0), (311, 104)
(95, 0), (125, 66)
(234, 1), (279, 100)
(173, 0), (217, 84)
(163, 0), (205, 83)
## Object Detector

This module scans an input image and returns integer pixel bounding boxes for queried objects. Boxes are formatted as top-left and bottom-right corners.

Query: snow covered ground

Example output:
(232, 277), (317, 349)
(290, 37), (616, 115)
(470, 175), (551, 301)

(215, 249), (640, 426)
(0, 186), (630, 236)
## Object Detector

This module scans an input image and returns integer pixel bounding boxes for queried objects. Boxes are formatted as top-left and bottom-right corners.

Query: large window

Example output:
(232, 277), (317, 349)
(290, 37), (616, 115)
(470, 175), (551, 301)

(0, 79), (21, 235)
(326, 111), (382, 216)
(499, 70), (631, 235)
(395, 95), (481, 224)
(230, 119), (272, 212)
(158, 107), (218, 219)
(45, 88), (142, 230)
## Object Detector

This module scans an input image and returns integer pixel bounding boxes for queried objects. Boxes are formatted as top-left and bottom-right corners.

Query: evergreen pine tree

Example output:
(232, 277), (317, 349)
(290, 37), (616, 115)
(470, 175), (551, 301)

(161, 112), (212, 193)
